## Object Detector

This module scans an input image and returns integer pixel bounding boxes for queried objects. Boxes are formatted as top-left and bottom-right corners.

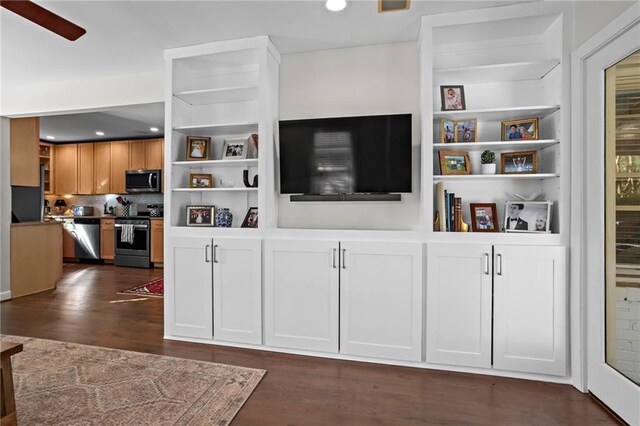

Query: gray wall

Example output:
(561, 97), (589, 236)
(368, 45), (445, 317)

(574, 1), (638, 48)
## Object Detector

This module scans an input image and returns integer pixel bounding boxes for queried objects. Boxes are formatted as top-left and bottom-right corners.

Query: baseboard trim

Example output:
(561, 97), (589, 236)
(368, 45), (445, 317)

(0, 290), (12, 301)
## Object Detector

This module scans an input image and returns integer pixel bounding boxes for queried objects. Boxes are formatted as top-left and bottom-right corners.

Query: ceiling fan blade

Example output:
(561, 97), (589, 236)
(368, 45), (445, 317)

(1, 0), (86, 41)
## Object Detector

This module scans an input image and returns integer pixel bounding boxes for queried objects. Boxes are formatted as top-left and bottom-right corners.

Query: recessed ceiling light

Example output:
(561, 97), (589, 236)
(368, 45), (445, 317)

(326, 0), (348, 12)
(150, 127), (159, 132)
(96, 131), (104, 136)
(46, 135), (55, 140)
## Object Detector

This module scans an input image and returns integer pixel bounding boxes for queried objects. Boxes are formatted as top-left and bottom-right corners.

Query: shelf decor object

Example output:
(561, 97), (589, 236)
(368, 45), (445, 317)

(503, 200), (552, 233)
(501, 117), (539, 140)
(440, 85), (466, 111)
(441, 119), (455, 143)
(222, 137), (248, 160)
(241, 207), (258, 228)
(189, 173), (213, 188)
(214, 208), (233, 227)
(186, 136), (211, 160)
(501, 150), (538, 174)
(470, 203), (499, 232)
(186, 206), (215, 227)
(439, 150), (472, 175)
(454, 118), (477, 143)
(481, 150), (496, 175)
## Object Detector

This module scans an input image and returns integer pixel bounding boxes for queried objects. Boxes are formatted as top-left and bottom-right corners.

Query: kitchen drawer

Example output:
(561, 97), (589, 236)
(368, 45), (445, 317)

(151, 219), (164, 229)
(100, 219), (115, 230)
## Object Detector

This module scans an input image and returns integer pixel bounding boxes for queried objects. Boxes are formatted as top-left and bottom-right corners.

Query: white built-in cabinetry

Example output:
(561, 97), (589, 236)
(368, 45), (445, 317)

(164, 4), (573, 384)
(426, 243), (567, 376)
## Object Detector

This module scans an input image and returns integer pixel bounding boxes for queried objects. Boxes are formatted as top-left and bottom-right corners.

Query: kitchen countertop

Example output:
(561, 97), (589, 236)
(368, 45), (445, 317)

(11, 221), (63, 227)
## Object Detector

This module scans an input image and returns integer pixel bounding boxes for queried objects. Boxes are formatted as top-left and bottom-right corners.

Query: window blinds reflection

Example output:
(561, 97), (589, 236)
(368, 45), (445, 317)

(311, 131), (355, 194)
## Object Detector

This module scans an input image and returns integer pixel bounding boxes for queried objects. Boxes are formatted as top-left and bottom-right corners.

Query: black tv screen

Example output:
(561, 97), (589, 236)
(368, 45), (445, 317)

(279, 114), (412, 194)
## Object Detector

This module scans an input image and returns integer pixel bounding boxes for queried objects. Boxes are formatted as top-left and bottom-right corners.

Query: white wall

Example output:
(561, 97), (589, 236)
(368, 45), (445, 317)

(0, 118), (11, 299)
(574, 1), (638, 48)
(278, 42), (421, 230)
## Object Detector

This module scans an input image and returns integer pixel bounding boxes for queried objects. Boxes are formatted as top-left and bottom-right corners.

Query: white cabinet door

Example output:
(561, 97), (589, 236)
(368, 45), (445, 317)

(340, 241), (423, 362)
(165, 236), (213, 339)
(213, 237), (262, 345)
(426, 243), (492, 368)
(264, 239), (339, 353)
(493, 245), (567, 376)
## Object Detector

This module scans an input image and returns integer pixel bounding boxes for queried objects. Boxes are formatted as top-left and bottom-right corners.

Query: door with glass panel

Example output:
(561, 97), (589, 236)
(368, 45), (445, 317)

(584, 17), (640, 424)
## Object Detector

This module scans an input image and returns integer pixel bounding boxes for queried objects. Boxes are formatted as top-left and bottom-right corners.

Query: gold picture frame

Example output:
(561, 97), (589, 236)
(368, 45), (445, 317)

(441, 119), (455, 143)
(185, 136), (211, 160)
(501, 150), (538, 174)
(501, 118), (539, 141)
(454, 118), (478, 143)
(189, 173), (213, 188)
(439, 150), (472, 175)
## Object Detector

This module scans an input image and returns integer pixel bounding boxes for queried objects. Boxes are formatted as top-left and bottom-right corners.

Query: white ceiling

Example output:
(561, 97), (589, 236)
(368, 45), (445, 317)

(3, 0), (535, 141)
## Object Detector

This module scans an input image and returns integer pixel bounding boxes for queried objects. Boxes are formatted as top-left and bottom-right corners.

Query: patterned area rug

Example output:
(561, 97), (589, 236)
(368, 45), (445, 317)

(1, 335), (265, 425)
(118, 278), (164, 297)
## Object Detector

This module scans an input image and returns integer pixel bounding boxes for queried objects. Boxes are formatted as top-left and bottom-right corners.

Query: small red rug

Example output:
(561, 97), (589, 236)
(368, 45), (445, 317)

(118, 278), (164, 298)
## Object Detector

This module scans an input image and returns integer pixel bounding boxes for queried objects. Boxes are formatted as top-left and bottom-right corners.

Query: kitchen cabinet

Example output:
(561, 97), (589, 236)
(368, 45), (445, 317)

(94, 142), (111, 194)
(265, 239), (339, 353)
(145, 138), (163, 170)
(165, 236), (213, 339)
(129, 140), (146, 170)
(54, 144), (78, 195)
(150, 219), (163, 264)
(77, 143), (95, 194)
(110, 141), (129, 194)
(213, 237), (262, 345)
(426, 243), (567, 376)
(100, 218), (115, 260)
(340, 241), (423, 362)
(39, 143), (53, 194)
(62, 225), (75, 258)
(10, 117), (40, 187)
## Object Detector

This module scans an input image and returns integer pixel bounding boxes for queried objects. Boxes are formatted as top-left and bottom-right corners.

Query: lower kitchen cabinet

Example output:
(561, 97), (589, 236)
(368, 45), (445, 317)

(150, 219), (163, 264)
(100, 218), (115, 260)
(213, 237), (262, 345)
(264, 239), (339, 353)
(340, 241), (423, 362)
(165, 236), (213, 339)
(426, 243), (567, 376)
(62, 226), (75, 259)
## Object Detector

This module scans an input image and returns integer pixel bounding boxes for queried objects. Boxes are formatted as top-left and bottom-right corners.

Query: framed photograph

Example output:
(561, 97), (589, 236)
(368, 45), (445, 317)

(504, 200), (552, 233)
(440, 85), (466, 111)
(470, 203), (498, 232)
(186, 205), (215, 227)
(241, 207), (258, 228)
(501, 150), (538, 174)
(501, 118), (539, 141)
(440, 119), (455, 143)
(222, 137), (248, 160)
(189, 173), (213, 188)
(186, 136), (211, 160)
(455, 119), (477, 143)
(439, 150), (472, 175)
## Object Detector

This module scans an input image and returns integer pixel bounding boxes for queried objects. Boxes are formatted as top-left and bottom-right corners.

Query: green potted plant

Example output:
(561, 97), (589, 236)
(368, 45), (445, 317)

(481, 149), (496, 175)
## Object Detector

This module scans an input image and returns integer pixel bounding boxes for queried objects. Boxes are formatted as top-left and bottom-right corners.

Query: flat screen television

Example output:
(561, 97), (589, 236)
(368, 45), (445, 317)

(279, 113), (411, 198)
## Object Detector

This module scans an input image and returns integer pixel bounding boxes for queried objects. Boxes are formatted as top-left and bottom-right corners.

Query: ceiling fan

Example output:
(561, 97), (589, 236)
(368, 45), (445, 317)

(1, 0), (86, 41)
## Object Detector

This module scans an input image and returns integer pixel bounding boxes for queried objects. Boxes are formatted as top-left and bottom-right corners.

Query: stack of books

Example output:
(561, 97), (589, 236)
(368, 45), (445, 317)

(435, 182), (463, 232)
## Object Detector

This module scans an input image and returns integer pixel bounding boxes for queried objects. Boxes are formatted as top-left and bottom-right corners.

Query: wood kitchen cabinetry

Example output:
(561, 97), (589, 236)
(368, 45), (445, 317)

(10, 117), (40, 187)
(100, 218), (115, 260)
(54, 144), (78, 195)
(145, 139), (163, 170)
(129, 140), (146, 170)
(94, 142), (111, 194)
(39, 143), (54, 194)
(77, 143), (95, 194)
(110, 141), (129, 194)
(150, 219), (163, 264)
(62, 226), (75, 259)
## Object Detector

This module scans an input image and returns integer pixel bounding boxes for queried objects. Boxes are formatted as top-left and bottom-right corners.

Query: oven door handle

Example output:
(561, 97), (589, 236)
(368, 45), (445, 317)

(114, 224), (148, 229)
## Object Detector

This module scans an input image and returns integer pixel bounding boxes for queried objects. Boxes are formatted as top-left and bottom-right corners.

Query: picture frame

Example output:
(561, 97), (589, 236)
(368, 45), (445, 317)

(185, 136), (211, 161)
(439, 150), (472, 175)
(189, 173), (213, 188)
(440, 119), (455, 143)
(186, 205), (215, 227)
(241, 207), (258, 228)
(440, 85), (466, 111)
(501, 118), (539, 141)
(501, 150), (538, 174)
(504, 200), (552, 233)
(454, 119), (477, 143)
(222, 137), (248, 160)
(470, 203), (499, 232)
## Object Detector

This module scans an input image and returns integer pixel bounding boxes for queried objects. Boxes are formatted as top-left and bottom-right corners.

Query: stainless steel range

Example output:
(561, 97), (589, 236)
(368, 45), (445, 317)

(114, 217), (150, 268)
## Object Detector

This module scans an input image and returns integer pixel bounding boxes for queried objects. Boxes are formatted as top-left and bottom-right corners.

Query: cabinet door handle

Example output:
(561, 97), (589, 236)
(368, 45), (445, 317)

(205, 244), (210, 263)
(213, 244), (219, 263)
(496, 253), (502, 276)
(483, 253), (490, 275)
(332, 249), (337, 269)
(342, 249), (346, 269)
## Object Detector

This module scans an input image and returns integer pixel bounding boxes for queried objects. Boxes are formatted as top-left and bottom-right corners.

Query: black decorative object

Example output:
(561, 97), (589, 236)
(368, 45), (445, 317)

(243, 170), (258, 188)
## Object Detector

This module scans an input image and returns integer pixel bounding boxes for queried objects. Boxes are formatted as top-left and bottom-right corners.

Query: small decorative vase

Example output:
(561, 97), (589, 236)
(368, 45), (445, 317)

(481, 163), (496, 175)
(215, 208), (233, 227)
(122, 205), (131, 216)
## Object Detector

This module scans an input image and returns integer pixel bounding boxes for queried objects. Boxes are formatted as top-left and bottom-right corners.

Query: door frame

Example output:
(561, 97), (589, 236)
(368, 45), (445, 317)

(571, 2), (640, 423)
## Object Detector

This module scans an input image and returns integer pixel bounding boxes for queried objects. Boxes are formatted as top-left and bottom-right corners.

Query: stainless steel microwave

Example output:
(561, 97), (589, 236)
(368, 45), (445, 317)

(125, 170), (162, 193)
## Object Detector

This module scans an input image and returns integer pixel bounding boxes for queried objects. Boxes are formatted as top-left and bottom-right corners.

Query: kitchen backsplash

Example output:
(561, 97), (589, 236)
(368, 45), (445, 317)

(46, 194), (164, 216)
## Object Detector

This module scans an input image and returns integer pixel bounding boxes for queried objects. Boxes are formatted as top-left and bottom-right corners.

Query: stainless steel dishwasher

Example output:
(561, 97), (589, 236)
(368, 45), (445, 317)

(73, 218), (101, 260)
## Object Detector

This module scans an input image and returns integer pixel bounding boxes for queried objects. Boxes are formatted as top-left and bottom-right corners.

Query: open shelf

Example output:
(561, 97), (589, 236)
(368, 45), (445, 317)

(435, 60), (560, 84)
(433, 105), (560, 122)
(433, 139), (559, 152)
(173, 85), (259, 106)
(172, 158), (259, 167)
(433, 173), (560, 181)
(172, 187), (259, 192)
(173, 122), (258, 136)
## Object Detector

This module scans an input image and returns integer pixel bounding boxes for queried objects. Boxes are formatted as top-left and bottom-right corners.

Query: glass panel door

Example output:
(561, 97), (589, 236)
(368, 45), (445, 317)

(605, 50), (640, 385)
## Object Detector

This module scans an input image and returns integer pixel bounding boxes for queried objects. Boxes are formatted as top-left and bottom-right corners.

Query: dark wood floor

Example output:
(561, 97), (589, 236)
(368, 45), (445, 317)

(1, 264), (617, 425)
